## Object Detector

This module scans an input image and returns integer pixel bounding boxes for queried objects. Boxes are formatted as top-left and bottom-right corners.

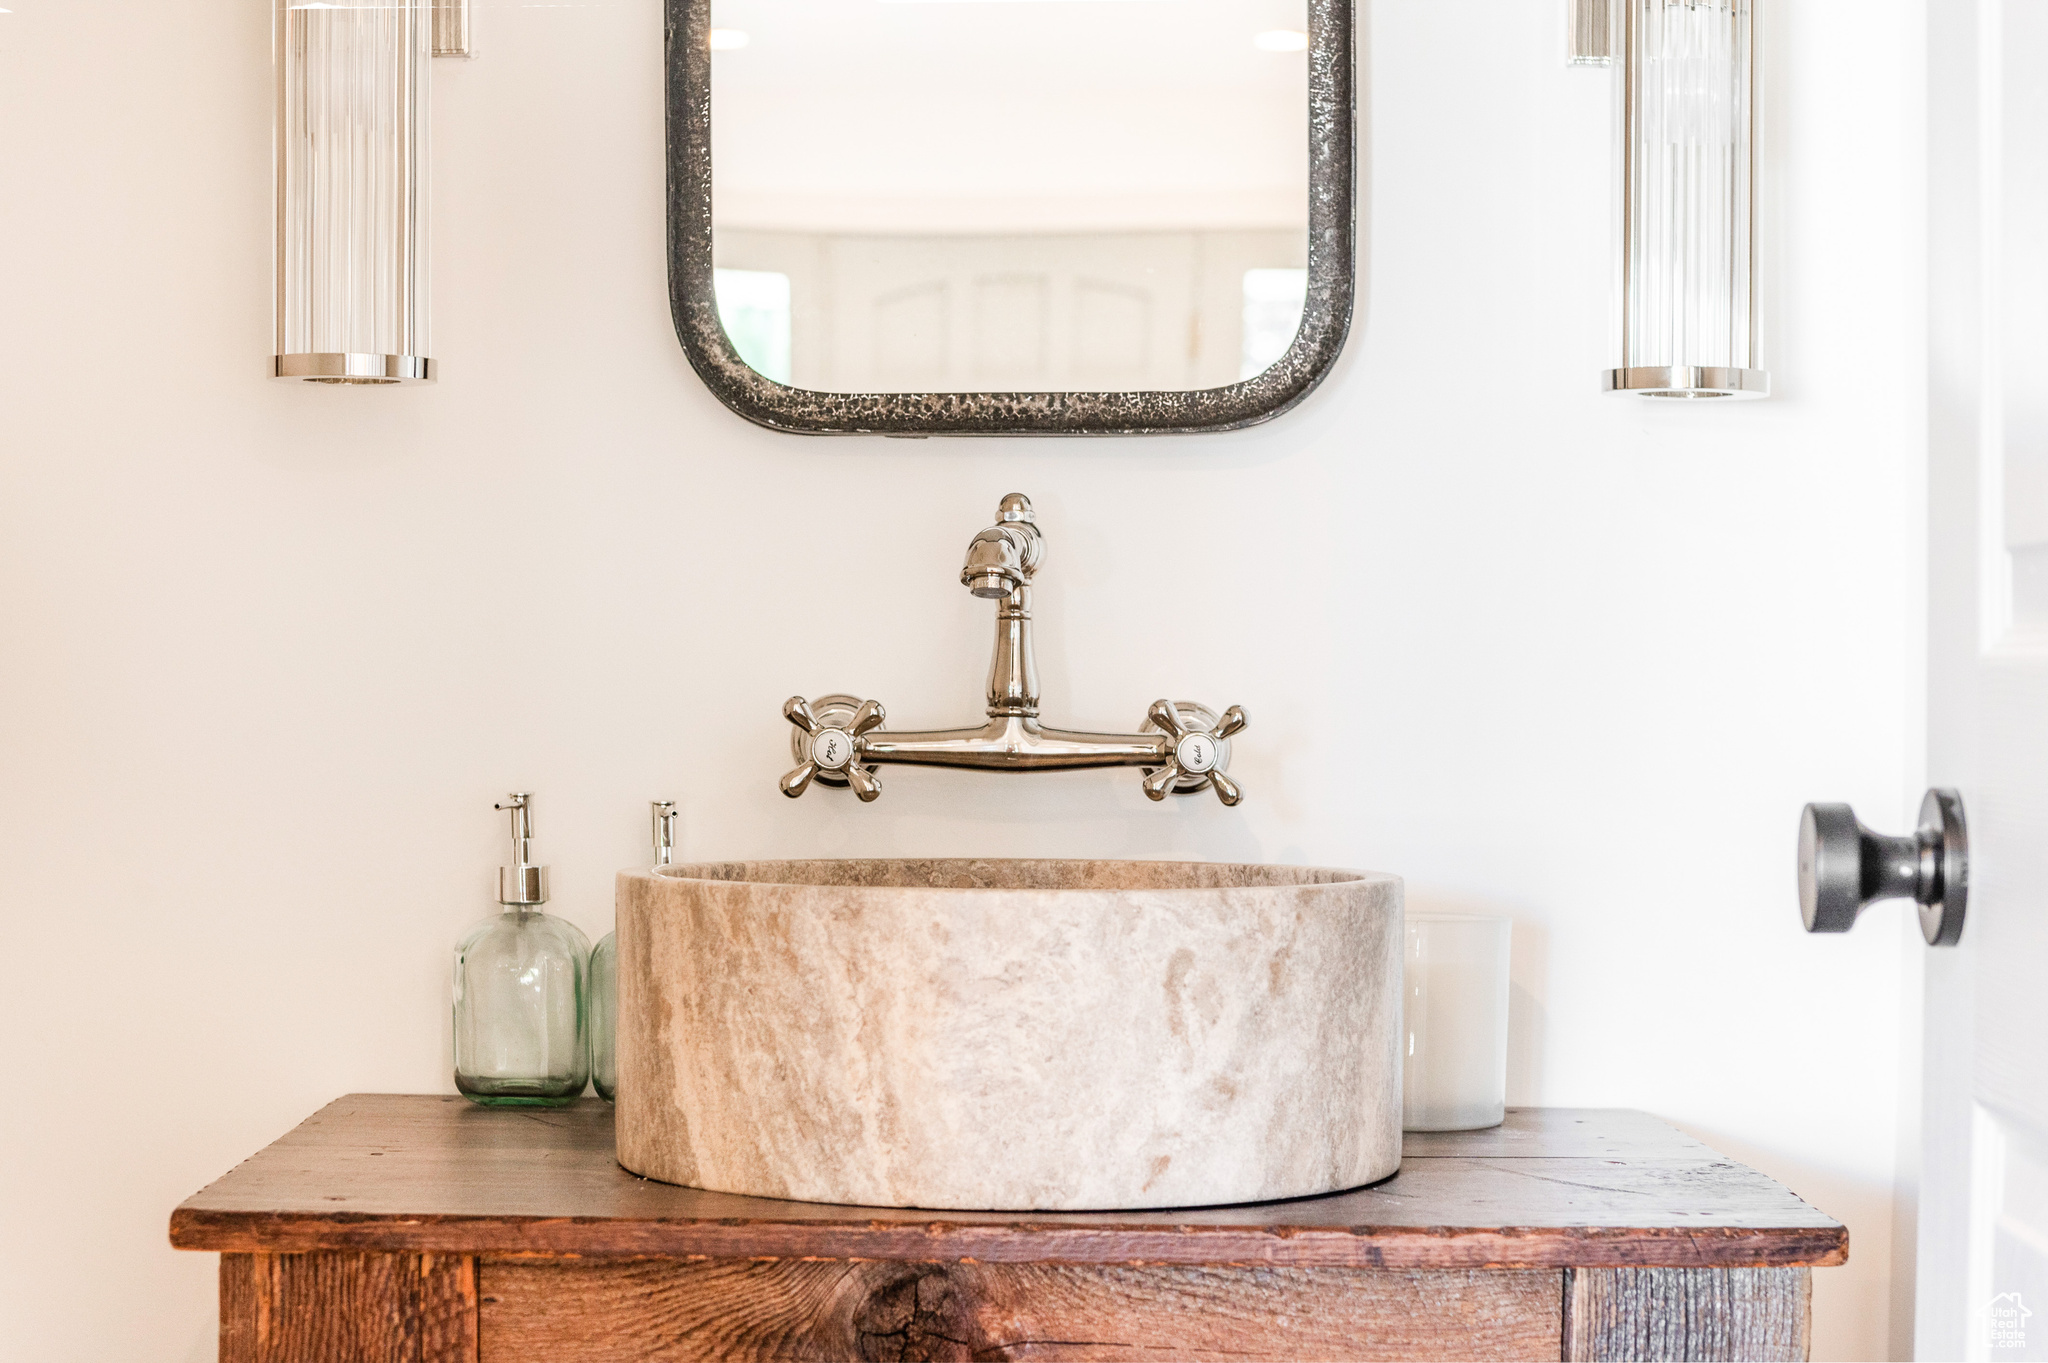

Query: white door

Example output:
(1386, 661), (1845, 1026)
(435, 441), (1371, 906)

(823, 232), (1203, 391)
(1919, 0), (2048, 1355)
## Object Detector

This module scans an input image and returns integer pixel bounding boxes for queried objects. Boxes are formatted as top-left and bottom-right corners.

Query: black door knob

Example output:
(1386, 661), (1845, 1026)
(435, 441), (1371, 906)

(1798, 788), (1967, 946)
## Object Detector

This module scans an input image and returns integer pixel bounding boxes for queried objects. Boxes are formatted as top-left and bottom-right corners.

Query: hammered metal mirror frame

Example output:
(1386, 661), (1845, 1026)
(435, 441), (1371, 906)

(665, 0), (1356, 437)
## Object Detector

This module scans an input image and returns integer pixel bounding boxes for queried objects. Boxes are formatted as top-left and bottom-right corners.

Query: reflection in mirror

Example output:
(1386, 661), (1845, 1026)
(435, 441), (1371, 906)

(709, 0), (1311, 394)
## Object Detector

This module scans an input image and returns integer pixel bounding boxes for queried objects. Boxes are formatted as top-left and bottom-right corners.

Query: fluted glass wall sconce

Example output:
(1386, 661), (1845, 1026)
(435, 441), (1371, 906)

(274, 0), (465, 385)
(1602, 0), (1768, 399)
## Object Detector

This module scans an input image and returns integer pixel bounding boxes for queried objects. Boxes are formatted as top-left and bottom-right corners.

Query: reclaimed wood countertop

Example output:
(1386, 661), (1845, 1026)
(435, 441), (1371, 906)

(170, 1095), (1845, 1271)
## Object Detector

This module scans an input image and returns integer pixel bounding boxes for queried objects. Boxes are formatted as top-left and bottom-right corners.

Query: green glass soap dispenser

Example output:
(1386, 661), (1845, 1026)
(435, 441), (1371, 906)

(589, 799), (674, 1104)
(453, 793), (591, 1106)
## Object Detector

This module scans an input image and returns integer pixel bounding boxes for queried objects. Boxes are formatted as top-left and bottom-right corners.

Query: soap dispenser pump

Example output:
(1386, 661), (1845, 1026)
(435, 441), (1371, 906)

(589, 800), (674, 1104)
(452, 793), (592, 1106)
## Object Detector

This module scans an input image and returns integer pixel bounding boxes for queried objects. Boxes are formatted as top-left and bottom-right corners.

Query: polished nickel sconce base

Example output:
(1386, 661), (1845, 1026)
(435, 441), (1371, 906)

(1604, 366), (1770, 400)
(274, 353), (436, 385)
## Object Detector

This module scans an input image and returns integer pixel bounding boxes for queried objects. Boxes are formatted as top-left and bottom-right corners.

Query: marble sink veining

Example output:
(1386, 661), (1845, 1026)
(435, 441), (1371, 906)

(615, 859), (1402, 1211)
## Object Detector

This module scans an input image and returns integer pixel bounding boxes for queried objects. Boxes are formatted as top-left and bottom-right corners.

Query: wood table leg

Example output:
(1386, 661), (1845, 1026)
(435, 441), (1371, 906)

(1562, 1267), (1811, 1362)
(220, 1251), (478, 1363)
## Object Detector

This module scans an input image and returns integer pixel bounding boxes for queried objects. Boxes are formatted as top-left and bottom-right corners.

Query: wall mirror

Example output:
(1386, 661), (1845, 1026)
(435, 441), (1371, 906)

(665, 0), (1355, 435)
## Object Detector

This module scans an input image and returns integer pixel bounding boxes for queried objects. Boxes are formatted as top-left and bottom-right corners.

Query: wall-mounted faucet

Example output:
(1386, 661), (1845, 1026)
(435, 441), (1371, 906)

(780, 493), (1247, 805)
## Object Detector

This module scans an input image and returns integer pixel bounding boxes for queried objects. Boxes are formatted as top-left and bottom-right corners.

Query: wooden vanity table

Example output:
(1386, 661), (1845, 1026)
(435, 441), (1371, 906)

(171, 1096), (1844, 1362)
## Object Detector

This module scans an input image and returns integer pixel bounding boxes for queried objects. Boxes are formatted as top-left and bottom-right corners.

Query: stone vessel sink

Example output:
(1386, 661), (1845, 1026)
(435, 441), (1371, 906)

(614, 859), (1402, 1211)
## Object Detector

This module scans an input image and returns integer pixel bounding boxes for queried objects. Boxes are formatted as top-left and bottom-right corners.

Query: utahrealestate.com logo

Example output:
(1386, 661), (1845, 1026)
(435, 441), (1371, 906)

(1986, 1293), (2032, 1350)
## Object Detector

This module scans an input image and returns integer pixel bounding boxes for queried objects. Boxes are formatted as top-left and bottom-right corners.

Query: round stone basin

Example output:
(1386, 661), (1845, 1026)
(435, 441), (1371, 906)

(614, 858), (1402, 1211)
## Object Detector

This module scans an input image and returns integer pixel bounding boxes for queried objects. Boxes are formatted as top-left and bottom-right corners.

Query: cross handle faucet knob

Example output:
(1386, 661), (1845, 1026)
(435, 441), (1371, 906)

(781, 694), (887, 801)
(1140, 700), (1247, 806)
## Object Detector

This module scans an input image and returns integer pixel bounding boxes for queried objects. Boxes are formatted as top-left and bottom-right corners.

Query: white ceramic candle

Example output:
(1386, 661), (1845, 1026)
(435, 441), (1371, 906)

(1401, 913), (1511, 1131)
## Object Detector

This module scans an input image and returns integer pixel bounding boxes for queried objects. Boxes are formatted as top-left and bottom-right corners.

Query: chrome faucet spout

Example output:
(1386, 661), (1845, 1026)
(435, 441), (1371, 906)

(781, 493), (1247, 804)
(960, 492), (1043, 599)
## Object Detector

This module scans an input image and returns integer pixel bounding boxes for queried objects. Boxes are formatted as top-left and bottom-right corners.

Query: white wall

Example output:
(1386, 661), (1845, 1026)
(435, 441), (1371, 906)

(0, 0), (1922, 1359)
